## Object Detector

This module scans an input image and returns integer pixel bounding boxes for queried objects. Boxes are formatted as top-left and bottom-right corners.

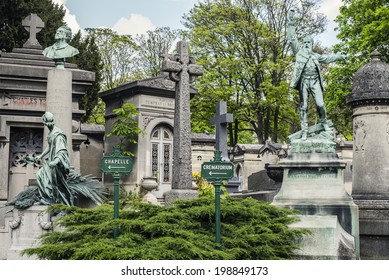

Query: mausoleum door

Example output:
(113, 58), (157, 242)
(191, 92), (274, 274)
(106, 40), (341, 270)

(150, 126), (173, 197)
(8, 127), (43, 200)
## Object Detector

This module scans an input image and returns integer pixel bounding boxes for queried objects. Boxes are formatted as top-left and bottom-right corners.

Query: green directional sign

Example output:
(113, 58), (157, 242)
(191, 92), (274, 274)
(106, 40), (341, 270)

(101, 157), (132, 173)
(201, 161), (234, 181)
(100, 145), (133, 239)
(100, 146), (133, 174)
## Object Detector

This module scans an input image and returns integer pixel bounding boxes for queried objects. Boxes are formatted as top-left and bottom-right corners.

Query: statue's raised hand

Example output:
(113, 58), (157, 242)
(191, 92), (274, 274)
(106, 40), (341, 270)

(288, 9), (297, 24)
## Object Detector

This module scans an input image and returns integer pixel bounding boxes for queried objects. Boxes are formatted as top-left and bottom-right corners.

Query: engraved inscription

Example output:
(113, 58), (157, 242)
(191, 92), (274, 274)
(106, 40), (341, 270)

(288, 168), (337, 179)
(142, 96), (174, 109)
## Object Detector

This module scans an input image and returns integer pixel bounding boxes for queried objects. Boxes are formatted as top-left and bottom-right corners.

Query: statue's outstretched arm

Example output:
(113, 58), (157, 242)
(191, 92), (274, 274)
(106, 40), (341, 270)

(287, 9), (299, 55)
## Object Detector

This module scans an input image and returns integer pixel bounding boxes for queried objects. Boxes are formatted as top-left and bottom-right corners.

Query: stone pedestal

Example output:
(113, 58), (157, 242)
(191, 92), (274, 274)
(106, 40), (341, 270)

(6, 205), (52, 260)
(346, 51), (389, 259)
(45, 69), (73, 160)
(272, 152), (359, 259)
(164, 189), (198, 206)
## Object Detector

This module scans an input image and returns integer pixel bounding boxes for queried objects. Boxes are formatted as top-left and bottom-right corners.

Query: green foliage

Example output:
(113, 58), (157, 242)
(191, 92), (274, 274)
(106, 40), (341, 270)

(106, 102), (145, 156)
(184, 0), (326, 144)
(0, 0), (65, 51)
(68, 31), (103, 123)
(135, 27), (180, 78)
(85, 28), (140, 91)
(193, 171), (228, 198)
(23, 197), (308, 260)
(325, 0), (389, 139)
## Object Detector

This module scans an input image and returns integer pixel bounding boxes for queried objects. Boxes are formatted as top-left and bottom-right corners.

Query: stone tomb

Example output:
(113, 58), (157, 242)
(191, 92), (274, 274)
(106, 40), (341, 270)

(0, 22), (94, 204)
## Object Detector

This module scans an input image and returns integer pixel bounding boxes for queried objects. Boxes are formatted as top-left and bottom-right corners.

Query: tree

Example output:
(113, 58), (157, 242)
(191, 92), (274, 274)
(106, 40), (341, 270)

(183, 0), (327, 144)
(325, 0), (389, 139)
(0, 0), (65, 51)
(23, 197), (307, 260)
(106, 102), (145, 156)
(69, 31), (103, 123)
(84, 28), (140, 91)
(135, 27), (180, 78)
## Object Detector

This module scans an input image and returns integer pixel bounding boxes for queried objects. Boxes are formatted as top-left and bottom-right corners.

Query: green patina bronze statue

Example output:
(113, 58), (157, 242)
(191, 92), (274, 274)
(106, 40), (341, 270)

(287, 9), (346, 141)
(43, 26), (79, 68)
(34, 112), (73, 206)
(5, 112), (105, 210)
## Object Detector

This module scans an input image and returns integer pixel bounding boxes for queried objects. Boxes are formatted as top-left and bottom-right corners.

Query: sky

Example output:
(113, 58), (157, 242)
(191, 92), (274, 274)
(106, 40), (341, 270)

(52, 0), (343, 47)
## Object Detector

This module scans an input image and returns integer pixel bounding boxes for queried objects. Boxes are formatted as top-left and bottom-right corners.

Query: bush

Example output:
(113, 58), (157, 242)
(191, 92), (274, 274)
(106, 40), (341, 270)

(23, 197), (307, 260)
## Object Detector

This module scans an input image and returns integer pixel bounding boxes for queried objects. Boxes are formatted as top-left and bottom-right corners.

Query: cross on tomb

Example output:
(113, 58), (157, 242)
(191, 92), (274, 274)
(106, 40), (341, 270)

(162, 41), (203, 190)
(211, 101), (233, 161)
(22, 13), (45, 49)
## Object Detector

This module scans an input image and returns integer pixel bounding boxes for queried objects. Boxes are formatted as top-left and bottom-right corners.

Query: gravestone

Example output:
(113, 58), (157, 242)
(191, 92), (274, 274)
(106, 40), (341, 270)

(346, 50), (389, 259)
(161, 41), (203, 205)
(22, 13), (44, 49)
(210, 101), (233, 161)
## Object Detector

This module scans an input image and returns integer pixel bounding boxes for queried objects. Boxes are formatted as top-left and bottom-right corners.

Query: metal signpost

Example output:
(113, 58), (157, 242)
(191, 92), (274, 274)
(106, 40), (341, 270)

(101, 145), (133, 239)
(201, 150), (234, 248)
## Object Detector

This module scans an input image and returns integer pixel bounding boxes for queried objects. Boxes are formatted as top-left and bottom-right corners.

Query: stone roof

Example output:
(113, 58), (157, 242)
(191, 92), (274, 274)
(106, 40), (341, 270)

(347, 50), (389, 107)
(81, 123), (105, 134)
(191, 133), (216, 143)
(100, 74), (198, 102)
(232, 144), (263, 155)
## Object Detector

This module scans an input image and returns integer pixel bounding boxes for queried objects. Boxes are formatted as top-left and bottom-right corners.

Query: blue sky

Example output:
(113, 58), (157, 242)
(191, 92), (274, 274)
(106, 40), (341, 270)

(53, 0), (342, 47)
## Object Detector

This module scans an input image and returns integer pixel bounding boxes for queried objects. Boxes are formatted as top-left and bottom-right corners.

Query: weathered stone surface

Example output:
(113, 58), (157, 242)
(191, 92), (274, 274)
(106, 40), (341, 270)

(164, 189), (198, 206)
(210, 101), (233, 161)
(273, 152), (359, 259)
(161, 41), (202, 201)
(347, 51), (389, 259)
(290, 215), (356, 260)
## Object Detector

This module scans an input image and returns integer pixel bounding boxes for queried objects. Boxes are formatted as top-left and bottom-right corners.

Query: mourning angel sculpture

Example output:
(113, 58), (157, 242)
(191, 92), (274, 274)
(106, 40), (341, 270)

(287, 9), (346, 140)
(6, 112), (105, 210)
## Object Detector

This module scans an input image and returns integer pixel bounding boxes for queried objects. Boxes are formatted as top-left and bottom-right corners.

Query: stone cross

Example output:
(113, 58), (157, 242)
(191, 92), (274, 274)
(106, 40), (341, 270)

(22, 14), (45, 49)
(211, 101), (233, 161)
(162, 41), (203, 190)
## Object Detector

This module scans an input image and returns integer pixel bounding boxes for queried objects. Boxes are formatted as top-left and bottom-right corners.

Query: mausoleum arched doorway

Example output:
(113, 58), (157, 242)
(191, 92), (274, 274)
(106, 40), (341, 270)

(150, 125), (173, 197)
(8, 127), (43, 200)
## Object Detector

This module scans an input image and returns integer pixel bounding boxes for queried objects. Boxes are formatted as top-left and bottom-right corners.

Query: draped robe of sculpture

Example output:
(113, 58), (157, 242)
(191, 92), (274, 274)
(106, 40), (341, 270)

(36, 127), (73, 206)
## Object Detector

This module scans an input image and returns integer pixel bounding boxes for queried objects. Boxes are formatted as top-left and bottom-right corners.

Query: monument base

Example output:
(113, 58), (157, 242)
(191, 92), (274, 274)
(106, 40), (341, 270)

(272, 152), (359, 259)
(163, 189), (198, 206)
(353, 198), (389, 259)
(6, 205), (52, 260)
(290, 215), (356, 259)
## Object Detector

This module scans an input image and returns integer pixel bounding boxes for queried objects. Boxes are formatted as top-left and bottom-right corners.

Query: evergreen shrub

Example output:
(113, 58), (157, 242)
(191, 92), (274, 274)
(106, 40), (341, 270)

(24, 197), (308, 260)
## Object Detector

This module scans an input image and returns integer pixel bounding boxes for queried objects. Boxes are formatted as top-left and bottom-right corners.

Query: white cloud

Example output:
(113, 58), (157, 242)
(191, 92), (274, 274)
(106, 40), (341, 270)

(319, 0), (342, 21)
(52, 0), (81, 36)
(112, 14), (155, 36)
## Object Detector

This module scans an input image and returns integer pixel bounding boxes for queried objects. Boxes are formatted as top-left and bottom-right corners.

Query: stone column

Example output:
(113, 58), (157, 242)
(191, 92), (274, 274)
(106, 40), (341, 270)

(45, 69), (73, 161)
(160, 41), (203, 205)
(346, 50), (389, 259)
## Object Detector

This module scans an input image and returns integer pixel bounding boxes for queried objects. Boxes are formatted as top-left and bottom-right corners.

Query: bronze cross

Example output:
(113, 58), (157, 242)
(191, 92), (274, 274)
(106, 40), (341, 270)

(22, 14), (45, 49)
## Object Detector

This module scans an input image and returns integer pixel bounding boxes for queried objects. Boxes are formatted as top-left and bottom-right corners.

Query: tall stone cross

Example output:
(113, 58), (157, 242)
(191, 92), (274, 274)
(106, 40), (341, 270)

(211, 101), (233, 161)
(162, 41), (203, 191)
(22, 13), (45, 49)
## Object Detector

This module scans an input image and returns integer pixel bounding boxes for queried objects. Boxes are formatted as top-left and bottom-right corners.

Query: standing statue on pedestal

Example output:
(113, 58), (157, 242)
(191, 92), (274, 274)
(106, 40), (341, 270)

(5, 113), (105, 210)
(43, 26), (79, 68)
(287, 9), (346, 141)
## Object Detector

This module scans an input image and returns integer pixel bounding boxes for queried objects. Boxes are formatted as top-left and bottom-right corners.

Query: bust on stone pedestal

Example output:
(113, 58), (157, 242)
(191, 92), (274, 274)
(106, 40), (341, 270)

(42, 26), (79, 69)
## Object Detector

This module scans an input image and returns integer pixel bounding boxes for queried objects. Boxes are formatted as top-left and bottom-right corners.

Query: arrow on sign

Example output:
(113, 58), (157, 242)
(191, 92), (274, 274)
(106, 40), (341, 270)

(108, 166), (126, 170)
(209, 171), (228, 176)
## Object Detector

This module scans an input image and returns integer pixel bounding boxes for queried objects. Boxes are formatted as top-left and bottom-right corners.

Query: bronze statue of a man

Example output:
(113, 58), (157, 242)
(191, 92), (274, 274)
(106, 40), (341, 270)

(43, 25), (79, 67)
(287, 9), (346, 140)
